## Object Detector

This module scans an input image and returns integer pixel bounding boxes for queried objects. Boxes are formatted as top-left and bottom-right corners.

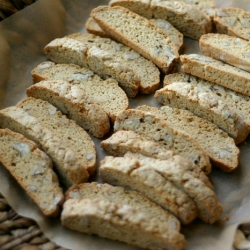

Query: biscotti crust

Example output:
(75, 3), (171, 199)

(0, 129), (64, 217)
(91, 5), (179, 74)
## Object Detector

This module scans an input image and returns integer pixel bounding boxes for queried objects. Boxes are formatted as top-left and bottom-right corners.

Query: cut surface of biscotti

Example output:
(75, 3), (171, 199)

(163, 72), (250, 137)
(101, 130), (212, 188)
(26, 80), (110, 138)
(17, 97), (96, 175)
(66, 182), (180, 231)
(136, 105), (239, 172)
(213, 8), (250, 41)
(61, 199), (187, 250)
(156, 75), (249, 145)
(199, 33), (250, 72)
(114, 109), (211, 174)
(85, 17), (109, 38)
(109, 0), (212, 40)
(180, 54), (250, 96)
(31, 62), (129, 122)
(124, 153), (223, 224)
(0, 106), (90, 187)
(0, 129), (64, 217)
(100, 156), (198, 224)
(91, 5), (179, 74)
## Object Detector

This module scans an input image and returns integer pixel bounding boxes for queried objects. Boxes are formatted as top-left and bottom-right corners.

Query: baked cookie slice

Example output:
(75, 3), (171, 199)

(91, 6), (179, 74)
(26, 80), (110, 138)
(110, 0), (212, 40)
(114, 109), (211, 174)
(85, 17), (109, 38)
(17, 97), (96, 175)
(0, 129), (64, 217)
(31, 62), (129, 122)
(213, 7), (250, 41)
(100, 156), (198, 224)
(199, 33), (250, 72)
(180, 54), (250, 96)
(67, 33), (160, 95)
(66, 182), (181, 231)
(155, 75), (249, 145)
(61, 199), (187, 250)
(101, 130), (212, 188)
(136, 105), (239, 172)
(0, 106), (90, 187)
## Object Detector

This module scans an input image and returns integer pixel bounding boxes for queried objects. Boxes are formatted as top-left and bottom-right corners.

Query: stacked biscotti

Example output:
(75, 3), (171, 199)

(4, 1), (250, 250)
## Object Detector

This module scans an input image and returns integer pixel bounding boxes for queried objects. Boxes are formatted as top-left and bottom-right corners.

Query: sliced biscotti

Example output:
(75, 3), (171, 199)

(110, 0), (212, 40)
(16, 97), (96, 175)
(213, 8), (250, 41)
(85, 17), (109, 38)
(31, 62), (129, 122)
(136, 105), (239, 172)
(156, 75), (249, 145)
(0, 129), (64, 217)
(26, 80), (110, 138)
(124, 153), (223, 224)
(114, 109), (211, 174)
(0, 107), (90, 187)
(180, 54), (250, 96)
(163, 72), (250, 135)
(61, 199), (187, 250)
(66, 182), (180, 231)
(91, 6), (179, 74)
(100, 156), (198, 224)
(101, 130), (212, 188)
(199, 33), (250, 72)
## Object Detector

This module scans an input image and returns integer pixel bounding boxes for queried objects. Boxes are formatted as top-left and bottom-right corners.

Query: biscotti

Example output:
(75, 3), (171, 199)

(91, 6), (179, 74)
(155, 75), (249, 145)
(101, 131), (213, 188)
(163, 72), (250, 136)
(0, 129), (64, 217)
(124, 153), (223, 224)
(66, 182), (181, 231)
(65, 33), (161, 95)
(213, 8), (250, 41)
(199, 33), (250, 72)
(136, 105), (239, 172)
(114, 109), (211, 174)
(31, 62), (129, 122)
(180, 54), (250, 96)
(26, 80), (110, 138)
(0, 106), (90, 187)
(17, 97), (96, 175)
(100, 156), (198, 224)
(85, 17), (184, 52)
(109, 0), (212, 40)
(61, 199), (187, 250)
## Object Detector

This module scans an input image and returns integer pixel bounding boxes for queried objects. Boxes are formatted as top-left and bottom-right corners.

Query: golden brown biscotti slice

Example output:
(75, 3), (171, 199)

(124, 153), (223, 224)
(91, 6), (179, 74)
(114, 109), (211, 174)
(110, 0), (212, 40)
(100, 156), (198, 224)
(31, 62), (129, 122)
(136, 105), (239, 172)
(66, 182), (181, 231)
(26, 80), (110, 138)
(67, 33), (160, 95)
(163, 72), (250, 135)
(101, 130), (213, 189)
(0, 107), (90, 187)
(155, 76), (249, 145)
(17, 97), (96, 175)
(199, 33), (250, 72)
(213, 8), (250, 41)
(85, 17), (109, 38)
(61, 199), (187, 250)
(0, 129), (64, 217)
(180, 54), (250, 96)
